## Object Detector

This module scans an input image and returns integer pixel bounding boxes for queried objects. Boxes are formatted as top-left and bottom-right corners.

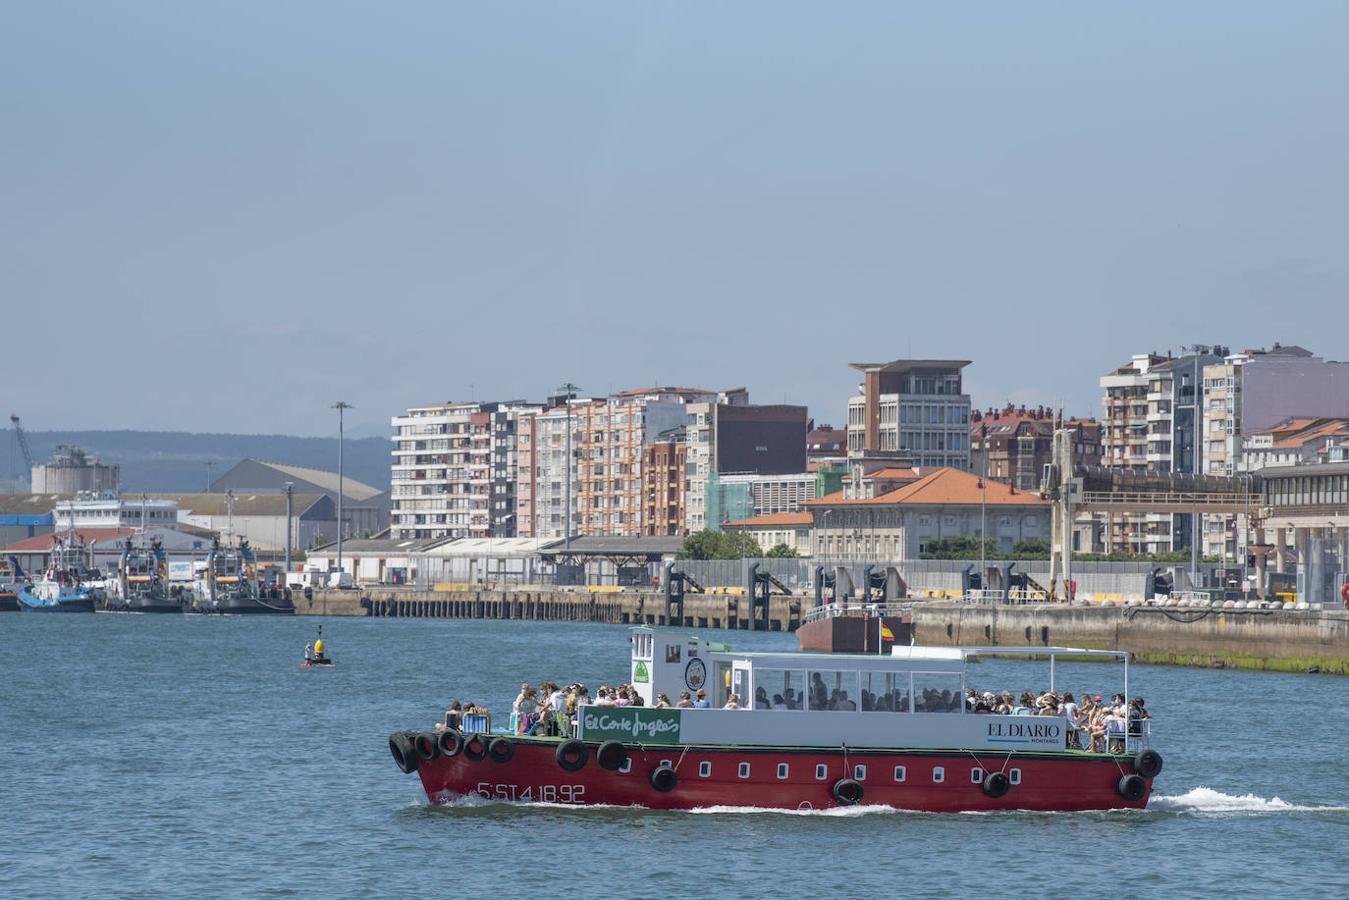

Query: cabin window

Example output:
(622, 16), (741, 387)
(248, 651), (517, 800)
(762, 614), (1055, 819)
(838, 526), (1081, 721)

(1009, 768), (1021, 785)
(618, 758), (631, 774)
(932, 767), (945, 783)
(754, 668), (805, 710)
(807, 670), (861, 711)
(860, 671), (911, 713)
(815, 764), (828, 781)
(633, 633), (653, 659)
(698, 761), (712, 778)
(665, 644), (681, 663)
(854, 765), (866, 781)
(738, 762), (751, 779)
(912, 673), (963, 713)
(893, 766), (907, 783)
(971, 769), (984, 784)
(777, 763), (789, 780)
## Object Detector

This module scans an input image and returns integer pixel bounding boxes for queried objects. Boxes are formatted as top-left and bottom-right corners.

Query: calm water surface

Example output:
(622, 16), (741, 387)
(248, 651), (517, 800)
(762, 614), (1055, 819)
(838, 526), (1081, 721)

(2, 614), (1346, 899)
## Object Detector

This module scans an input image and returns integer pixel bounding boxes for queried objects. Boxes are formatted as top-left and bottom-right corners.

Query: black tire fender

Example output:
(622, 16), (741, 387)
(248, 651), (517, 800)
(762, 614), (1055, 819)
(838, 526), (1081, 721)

(556, 739), (589, 772)
(650, 764), (678, 793)
(487, 737), (515, 763)
(1134, 749), (1163, 779)
(982, 771), (1011, 799)
(412, 732), (439, 762)
(437, 729), (464, 757)
(462, 734), (488, 761)
(596, 740), (628, 771)
(1117, 774), (1146, 802)
(388, 732), (418, 774)
(832, 777), (864, 805)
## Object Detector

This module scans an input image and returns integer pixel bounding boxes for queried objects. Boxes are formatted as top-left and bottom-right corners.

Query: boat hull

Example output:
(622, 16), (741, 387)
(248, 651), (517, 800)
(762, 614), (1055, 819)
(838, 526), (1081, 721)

(796, 614), (912, 653)
(0, 591), (19, 612)
(17, 586), (96, 613)
(405, 737), (1152, 813)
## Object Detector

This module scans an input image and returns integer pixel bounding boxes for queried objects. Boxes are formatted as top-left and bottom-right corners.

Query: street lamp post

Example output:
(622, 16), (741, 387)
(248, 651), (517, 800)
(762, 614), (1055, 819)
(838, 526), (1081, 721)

(284, 481), (294, 574)
(555, 383), (580, 555)
(332, 402), (352, 579)
(978, 476), (987, 594)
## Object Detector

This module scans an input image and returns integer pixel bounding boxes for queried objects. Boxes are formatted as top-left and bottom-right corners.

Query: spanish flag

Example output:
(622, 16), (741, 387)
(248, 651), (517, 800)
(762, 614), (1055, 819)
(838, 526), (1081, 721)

(879, 621), (895, 641)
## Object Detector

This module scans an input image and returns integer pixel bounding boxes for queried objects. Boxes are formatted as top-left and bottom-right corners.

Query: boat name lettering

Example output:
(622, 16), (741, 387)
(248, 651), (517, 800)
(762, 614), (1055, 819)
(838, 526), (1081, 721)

(582, 708), (681, 744)
(987, 721), (1062, 743)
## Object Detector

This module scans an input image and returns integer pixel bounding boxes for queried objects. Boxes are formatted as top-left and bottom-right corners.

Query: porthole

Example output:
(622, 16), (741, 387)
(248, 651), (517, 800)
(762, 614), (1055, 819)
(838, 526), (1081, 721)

(815, 764), (828, 781)
(738, 762), (751, 779)
(933, 766), (945, 783)
(971, 769), (984, 784)
(698, 761), (712, 778)
(660, 759), (672, 768)
(893, 766), (907, 783)
(618, 758), (631, 774)
(777, 763), (789, 780)
(1010, 768), (1021, 785)
(853, 765), (866, 781)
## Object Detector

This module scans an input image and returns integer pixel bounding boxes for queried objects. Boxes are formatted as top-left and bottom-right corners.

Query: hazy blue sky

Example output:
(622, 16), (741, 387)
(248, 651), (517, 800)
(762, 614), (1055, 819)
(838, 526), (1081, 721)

(5, 3), (1347, 437)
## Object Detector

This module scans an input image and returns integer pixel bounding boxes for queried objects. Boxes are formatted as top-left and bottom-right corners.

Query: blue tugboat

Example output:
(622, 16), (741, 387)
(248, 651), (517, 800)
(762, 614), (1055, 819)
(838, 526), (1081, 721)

(15, 533), (98, 613)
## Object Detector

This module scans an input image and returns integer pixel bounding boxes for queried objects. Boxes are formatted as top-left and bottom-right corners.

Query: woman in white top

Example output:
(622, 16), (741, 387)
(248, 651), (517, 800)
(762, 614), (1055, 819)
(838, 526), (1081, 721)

(722, 693), (742, 710)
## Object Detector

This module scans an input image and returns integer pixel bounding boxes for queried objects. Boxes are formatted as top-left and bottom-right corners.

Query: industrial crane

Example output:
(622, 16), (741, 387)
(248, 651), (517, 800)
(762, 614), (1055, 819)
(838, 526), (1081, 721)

(10, 413), (34, 481)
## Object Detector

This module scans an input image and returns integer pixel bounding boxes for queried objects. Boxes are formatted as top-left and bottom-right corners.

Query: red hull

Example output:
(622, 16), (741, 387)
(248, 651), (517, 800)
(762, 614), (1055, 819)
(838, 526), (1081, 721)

(409, 738), (1152, 813)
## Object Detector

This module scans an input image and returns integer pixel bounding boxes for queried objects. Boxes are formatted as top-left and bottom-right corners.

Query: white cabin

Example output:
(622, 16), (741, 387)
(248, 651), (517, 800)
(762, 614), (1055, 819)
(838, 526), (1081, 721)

(578, 627), (1140, 754)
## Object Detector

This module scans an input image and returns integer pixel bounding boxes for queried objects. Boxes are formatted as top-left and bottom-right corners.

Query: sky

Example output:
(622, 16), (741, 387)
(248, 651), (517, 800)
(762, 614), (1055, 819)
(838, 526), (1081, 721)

(4, 3), (1347, 437)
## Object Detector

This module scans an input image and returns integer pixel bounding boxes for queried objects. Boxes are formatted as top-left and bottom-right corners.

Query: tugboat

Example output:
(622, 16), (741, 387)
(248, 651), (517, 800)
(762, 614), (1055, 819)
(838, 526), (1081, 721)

(189, 538), (293, 614)
(0, 557), (22, 612)
(110, 537), (182, 613)
(390, 627), (1162, 813)
(15, 532), (98, 612)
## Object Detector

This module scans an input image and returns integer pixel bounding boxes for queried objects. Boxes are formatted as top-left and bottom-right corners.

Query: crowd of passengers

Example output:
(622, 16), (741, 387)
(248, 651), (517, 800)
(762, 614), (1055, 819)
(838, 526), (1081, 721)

(442, 679), (1150, 753)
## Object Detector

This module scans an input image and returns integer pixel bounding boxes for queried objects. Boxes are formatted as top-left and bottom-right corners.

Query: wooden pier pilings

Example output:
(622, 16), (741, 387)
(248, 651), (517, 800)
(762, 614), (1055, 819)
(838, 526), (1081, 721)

(297, 587), (804, 632)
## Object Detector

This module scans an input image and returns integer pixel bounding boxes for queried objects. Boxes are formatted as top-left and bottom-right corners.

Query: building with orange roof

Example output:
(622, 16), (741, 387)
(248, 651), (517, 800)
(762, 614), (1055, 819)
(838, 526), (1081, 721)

(721, 511), (813, 557)
(803, 466), (1049, 560)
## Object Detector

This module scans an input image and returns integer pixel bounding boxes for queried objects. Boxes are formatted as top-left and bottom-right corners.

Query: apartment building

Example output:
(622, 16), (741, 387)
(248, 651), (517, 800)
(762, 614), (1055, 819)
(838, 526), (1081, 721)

(1199, 345), (1349, 558)
(845, 359), (971, 469)
(642, 430), (687, 537)
(519, 388), (718, 539)
(969, 405), (1102, 491)
(685, 396), (809, 532)
(390, 401), (538, 540)
(1099, 347), (1227, 555)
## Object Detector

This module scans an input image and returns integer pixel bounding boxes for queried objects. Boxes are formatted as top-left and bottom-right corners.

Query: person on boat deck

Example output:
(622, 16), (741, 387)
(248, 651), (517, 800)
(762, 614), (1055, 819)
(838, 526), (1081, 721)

(304, 642), (314, 663)
(676, 691), (694, 708)
(693, 689), (710, 709)
(443, 701), (463, 731)
(1014, 691), (1036, 715)
(1061, 693), (1083, 749)
(754, 687), (770, 710)
(722, 693), (742, 710)
(513, 685), (538, 735)
(1128, 696), (1151, 736)
(771, 693), (787, 710)
(653, 692), (672, 708)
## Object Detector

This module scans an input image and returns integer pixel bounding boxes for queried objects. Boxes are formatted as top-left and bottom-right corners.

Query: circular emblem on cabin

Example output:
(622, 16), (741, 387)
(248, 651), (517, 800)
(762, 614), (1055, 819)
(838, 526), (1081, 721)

(684, 658), (707, 692)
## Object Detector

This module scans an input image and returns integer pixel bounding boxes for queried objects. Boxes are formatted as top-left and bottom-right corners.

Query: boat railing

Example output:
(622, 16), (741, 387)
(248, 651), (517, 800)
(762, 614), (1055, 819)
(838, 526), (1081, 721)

(801, 601), (912, 626)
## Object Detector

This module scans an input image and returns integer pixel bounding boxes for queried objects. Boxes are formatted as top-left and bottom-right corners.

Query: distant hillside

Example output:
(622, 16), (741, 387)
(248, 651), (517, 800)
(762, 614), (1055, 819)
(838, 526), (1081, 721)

(2, 429), (390, 493)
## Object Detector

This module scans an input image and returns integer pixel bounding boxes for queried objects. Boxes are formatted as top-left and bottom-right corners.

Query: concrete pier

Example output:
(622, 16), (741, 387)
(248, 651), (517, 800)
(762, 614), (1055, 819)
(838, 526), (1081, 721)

(298, 587), (1349, 675)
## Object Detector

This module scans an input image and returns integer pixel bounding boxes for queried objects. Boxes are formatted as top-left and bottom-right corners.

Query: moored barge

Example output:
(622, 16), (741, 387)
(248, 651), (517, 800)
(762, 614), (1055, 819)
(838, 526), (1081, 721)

(390, 628), (1161, 813)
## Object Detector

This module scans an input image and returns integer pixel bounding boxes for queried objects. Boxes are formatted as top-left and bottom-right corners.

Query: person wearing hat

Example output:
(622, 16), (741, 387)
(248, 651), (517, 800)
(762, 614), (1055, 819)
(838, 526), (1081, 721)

(692, 688), (710, 709)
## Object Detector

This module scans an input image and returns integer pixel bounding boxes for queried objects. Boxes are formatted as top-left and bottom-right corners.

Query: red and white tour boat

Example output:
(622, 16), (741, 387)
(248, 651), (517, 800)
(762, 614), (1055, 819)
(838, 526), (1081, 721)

(389, 627), (1161, 812)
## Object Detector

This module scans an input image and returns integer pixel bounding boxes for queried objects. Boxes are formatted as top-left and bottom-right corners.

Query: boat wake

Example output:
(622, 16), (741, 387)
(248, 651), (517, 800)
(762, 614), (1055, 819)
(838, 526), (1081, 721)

(1150, 787), (1349, 816)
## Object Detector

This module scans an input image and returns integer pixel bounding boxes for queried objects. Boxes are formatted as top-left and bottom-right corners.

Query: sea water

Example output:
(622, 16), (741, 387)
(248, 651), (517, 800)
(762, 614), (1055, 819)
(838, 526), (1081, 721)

(1, 614), (1345, 898)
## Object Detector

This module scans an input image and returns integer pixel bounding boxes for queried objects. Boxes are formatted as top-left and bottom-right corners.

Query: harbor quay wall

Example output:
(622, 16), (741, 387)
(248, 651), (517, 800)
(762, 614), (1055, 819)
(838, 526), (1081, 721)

(299, 587), (805, 631)
(912, 602), (1349, 675)
(300, 587), (1349, 674)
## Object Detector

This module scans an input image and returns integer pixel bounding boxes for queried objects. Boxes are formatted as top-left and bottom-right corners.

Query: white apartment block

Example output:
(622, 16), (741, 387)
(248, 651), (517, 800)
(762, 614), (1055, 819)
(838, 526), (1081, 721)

(390, 401), (537, 541)
(845, 360), (971, 469)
